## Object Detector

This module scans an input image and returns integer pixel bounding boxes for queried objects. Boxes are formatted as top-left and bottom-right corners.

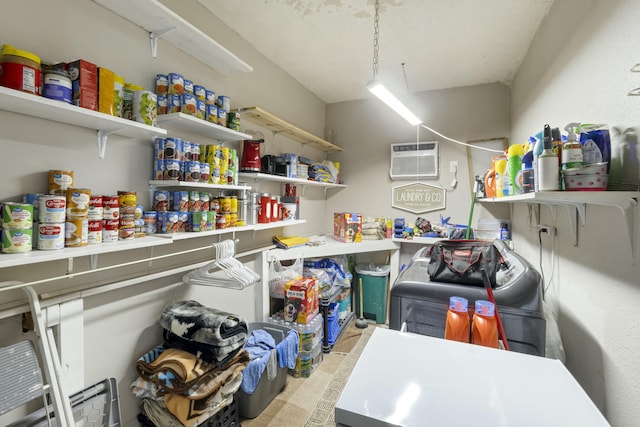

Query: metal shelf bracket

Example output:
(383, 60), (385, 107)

(97, 128), (124, 159)
(149, 27), (175, 58)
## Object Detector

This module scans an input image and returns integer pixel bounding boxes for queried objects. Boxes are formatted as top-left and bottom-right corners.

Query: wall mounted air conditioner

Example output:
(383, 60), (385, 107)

(389, 141), (439, 180)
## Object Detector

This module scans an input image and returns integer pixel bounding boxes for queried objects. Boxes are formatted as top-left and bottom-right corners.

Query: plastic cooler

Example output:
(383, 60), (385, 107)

(236, 322), (292, 419)
(355, 264), (390, 324)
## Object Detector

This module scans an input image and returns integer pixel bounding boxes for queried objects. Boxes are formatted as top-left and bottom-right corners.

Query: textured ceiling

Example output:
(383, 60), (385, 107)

(199, 0), (554, 104)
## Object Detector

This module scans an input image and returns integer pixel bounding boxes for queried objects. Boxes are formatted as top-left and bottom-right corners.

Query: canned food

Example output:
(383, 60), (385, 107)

(118, 191), (137, 216)
(2, 228), (33, 253)
(154, 159), (164, 180)
(154, 138), (165, 160)
(169, 94), (181, 113)
(118, 227), (135, 240)
(87, 220), (102, 244)
(65, 217), (88, 247)
(168, 73), (184, 94)
(217, 108), (227, 127)
(102, 219), (119, 242)
(181, 93), (196, 115)
(191, 143), (201, 162)
(184, 161), (201, 182)
(206, 104), (218, 123)
(156, 74), (168, 94)
(88, 195), (103, 220)
(2, 202), (34, 229)
(39, 195), (66, 223)
(102, 196), (120, 220)
(183, 79), (193, 94)
(227, 111), (240, 131)
(143, 211), (157, 234)
(159, 211), (180, 233)
(220, 196), (231, 214)
(191, 211), (207, 232)
(217, 95), (231, 112)
(164, 137), (182, 160)
(37, 223), (65, 250)
(205, 90), (216, 105)
(172, 191), (189, 212)
(66, 188), (91, 218)
(157, 93), (168, 115)
(48, 170), (74, 195)
(153, 191), (170, 212)
(164, 159), (182, 180)
(200, 192), (211, 211)
(193, 85), (206, 100)
(196, 99), (205, 120)
(200, 162), (210, 183)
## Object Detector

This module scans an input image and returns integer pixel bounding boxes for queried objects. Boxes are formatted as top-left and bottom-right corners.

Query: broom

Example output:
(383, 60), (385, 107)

(355, 278), (368, 329)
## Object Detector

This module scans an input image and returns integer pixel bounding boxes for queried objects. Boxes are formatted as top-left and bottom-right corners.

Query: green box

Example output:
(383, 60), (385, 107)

(355, 264), (390, 324)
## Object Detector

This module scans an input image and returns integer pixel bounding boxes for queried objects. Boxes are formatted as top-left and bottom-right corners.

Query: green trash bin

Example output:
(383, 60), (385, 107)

(355, 264), (390, 324)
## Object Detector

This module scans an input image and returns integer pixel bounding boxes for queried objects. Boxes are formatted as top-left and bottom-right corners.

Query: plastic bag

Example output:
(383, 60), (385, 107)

(269, 256), (303, 299)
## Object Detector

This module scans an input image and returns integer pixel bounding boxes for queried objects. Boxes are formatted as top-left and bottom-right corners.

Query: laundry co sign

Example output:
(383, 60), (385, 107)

(392, 182), (446, 214)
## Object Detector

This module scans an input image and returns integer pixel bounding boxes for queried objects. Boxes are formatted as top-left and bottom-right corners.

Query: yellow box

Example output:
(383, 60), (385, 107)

(98, 67), (115, 115)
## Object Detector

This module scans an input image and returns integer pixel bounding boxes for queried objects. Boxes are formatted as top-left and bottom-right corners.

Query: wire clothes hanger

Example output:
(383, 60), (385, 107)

(182, 239), (260, 290)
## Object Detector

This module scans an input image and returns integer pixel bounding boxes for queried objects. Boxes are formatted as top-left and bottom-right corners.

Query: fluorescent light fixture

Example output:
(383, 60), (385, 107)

(367, 80), (422, 126)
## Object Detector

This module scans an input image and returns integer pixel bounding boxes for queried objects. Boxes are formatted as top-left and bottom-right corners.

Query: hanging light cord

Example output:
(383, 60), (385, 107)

(420, 123), (504, 153)
(372, 0), (380, 79)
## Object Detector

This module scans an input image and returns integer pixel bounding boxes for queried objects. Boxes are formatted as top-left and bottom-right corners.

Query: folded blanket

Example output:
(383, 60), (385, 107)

(159, 300), (248, 349)
(136, 345), (249, 400)
(163, 329), (246, 367)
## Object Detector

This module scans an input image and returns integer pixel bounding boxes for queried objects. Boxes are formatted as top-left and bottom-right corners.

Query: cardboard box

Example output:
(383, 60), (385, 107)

(284, 277), (319, 324)
(98, 67), (115, 116)
(333, 212), (362, 243)
(68, 60), (98, 110)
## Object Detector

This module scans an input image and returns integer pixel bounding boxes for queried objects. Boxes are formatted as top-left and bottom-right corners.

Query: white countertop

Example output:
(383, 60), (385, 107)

(335, 328), (609, 427)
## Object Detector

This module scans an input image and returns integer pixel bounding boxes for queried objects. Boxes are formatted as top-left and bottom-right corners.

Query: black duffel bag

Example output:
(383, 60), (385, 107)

(427, 240), (503, 287)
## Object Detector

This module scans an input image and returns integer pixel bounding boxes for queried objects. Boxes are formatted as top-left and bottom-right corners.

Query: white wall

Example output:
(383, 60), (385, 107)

(509, 1), (640, 426)
(0, 1), (330, 425)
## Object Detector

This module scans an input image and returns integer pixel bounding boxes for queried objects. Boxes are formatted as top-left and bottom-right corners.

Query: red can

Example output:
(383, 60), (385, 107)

(102, 195), (120, 220)
(259, 193), (271, 224)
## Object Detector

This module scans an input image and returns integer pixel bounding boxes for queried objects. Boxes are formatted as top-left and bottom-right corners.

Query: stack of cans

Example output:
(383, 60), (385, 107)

(37, 194), (66, 250)
(118, 191), (136, 240)
(88, 195), (103, 244)
(102, 195), (120, 242)
(1, 201), (35, 253)
(65, 188), (91, 248)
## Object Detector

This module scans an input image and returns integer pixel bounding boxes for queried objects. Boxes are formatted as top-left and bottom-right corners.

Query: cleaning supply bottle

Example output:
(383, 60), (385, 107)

(444, 296), (470, 343)
(579, 123), (610, 172)
(494, 155), (508, 198)
(507, 144), (524, 195)
(538, 124), (560, 191)
(551, 127), (563, 188)
(532, 132), (544, 191)
(472, 300), (499, 349)
(562, 123), (584, 171)
(521, 140), (535, 193)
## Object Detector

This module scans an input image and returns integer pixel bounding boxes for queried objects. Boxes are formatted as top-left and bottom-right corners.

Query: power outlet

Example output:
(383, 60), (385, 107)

(450, 161), (458, 173)
(537, 224), (556, 236)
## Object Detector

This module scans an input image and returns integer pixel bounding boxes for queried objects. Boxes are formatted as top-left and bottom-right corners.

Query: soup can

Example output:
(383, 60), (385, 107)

(181, 93), (196, 115)
(102, 219), (119, 242)
(156, 94), (168, 115)
(88, 195), (103, 220)
(48, 170), (74, 195)
(102, 195), (120, 220)
(39, 195), (66, 223)
(2, 202), (33, 229)
(87, 219), (103, 244)
(183, 79), (193, 94)
(66, 188), (91, 218)
(217, 95), (231, 112)
(2, 228), (33, 253)
(200, 162), (210, 183)
(65, 217), (88, 247)
(196, 99), (205, 120)
(38, 223), (65, 250)
(172, 191), (189, 212)
(206, 104), (218, 123)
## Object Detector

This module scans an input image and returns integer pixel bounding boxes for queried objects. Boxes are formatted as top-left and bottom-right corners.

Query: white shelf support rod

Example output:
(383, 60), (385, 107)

(90, 254), (98, 270)
(563, 204), (580, 246)
(66, 258), (74, 275)
(149, 27), (175, 58)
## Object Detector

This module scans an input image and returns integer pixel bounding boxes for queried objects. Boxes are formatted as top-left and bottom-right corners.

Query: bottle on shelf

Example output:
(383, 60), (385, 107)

(538, 124), (560, 191)
(472, 300), (499, 349)
(444, 296), (470, 343)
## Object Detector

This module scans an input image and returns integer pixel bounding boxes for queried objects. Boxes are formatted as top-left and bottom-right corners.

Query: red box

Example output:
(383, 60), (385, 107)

(284, 277), (319, 324)
(333, 212), (362, 243)
(68, 60), (98, 110)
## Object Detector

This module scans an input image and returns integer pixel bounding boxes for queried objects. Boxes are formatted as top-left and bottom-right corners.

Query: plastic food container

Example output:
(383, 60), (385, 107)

(0, 44), (41, 95)
(562, 162), (608, 176)
(564, 173), (609, 191)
